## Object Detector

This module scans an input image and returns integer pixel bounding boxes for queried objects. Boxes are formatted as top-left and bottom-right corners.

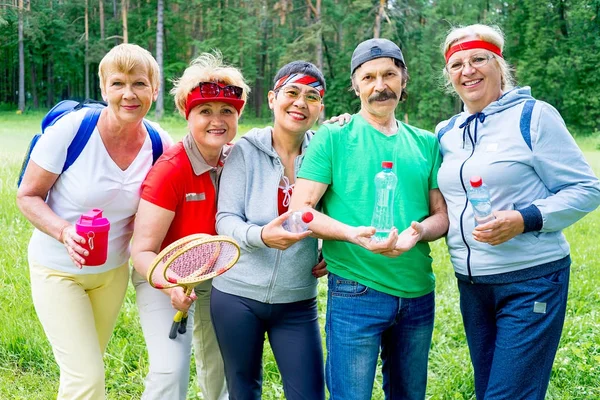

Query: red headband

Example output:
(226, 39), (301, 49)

(185, 83), (245, 119)
(274, 73), (325, 97)
(445, 40), (503, 62)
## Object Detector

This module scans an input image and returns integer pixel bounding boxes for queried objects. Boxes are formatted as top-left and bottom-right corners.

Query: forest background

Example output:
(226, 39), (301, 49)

(1, 0), (600, 135)
(1, 1), (600, 399)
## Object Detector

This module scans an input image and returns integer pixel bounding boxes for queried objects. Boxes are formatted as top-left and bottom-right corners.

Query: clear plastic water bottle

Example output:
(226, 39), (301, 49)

(468, 176), (495, 225)
(283, 211), (314, 233)
(371, 161), (398, 242)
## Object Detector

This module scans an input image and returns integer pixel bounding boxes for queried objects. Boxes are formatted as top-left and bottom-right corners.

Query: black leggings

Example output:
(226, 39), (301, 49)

(210, 288), (325, 400)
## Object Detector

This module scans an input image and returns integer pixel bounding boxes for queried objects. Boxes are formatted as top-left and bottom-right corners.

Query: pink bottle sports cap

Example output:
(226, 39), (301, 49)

(77, 209), (110, 232)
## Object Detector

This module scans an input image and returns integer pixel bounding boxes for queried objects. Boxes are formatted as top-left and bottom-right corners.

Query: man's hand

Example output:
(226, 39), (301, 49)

(349, 226), (403, 257)
(323, 113), (352, 126)
(472, 210), (524, 246)
(380, 221), (424, 257)
(312, 259), (328, 278)
(261, 211), (312, 250)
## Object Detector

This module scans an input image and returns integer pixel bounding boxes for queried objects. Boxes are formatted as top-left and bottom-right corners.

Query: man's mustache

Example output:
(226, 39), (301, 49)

(368, 89), (398, 103)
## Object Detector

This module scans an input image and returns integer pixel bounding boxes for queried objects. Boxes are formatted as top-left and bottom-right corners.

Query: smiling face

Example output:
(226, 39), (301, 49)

(352, 57), (405, 119)
(447, 38), (503, 113)
(102, 66), (157, 124)
(268, 83), (324, 136)
(187, 101), (238, 158)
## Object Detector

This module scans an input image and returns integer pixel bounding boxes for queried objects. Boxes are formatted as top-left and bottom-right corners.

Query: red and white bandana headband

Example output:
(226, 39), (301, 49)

(274, 73), (325, 97)
(445, 40), (503, 62)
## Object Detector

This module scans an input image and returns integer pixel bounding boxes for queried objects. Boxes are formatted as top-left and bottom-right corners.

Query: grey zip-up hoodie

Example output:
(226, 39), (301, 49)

(213, 127), (318, 303)
(436, 87), (600, 281)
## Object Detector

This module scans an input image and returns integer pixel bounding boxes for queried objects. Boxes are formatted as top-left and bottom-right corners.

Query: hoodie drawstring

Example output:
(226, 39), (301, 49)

(280, 175), (294, 208)
(459, 112), (486, 149)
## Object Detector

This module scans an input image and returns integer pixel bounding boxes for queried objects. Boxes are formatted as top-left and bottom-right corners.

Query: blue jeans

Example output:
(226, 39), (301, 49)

(326, 273), (434, 400)
(458, 266), (570, 400)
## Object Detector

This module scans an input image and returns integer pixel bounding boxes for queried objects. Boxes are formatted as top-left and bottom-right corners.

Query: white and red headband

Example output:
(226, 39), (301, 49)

(274, 73), (325, 98)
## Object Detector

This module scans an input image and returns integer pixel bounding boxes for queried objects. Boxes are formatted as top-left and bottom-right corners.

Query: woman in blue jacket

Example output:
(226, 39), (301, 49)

(436, 24), (600, 399)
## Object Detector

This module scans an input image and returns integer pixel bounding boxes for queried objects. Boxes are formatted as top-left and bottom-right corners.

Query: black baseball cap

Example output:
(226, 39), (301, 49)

(351, 38), (405, 75)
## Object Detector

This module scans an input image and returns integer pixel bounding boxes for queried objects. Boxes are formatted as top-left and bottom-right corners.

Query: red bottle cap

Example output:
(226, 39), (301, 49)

(382, 161), (393, 169)
(470, 176), (483, 188)
(301, 212), (314, 223)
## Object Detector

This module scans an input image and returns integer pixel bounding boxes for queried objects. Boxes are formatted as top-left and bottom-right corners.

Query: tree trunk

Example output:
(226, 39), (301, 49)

(374, 0), (386, 38)
(29, 51), (38, 108)
(307, 0), (323, 121)
(122, 0), (128, 43)
(254, 0), (268, 118)
(85, 0), (90, 99)
(112, 0), (119, 44)
(46, 60), (54, 107)
(557, 0), (568, 37)
(316, 0), (322, 71)
(18, 0), (25, 112)
(155, 0), (164, 119)
(99, 0), (105, 39)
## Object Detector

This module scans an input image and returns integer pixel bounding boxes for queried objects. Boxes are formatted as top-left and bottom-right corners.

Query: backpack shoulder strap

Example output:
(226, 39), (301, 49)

(143, 120), (163, 165)
(519, 99), (536, 151)
(62, 106), (103, 172)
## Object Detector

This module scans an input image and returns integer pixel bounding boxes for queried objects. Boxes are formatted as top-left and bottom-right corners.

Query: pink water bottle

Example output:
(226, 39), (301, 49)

(75, 209), (110, 266)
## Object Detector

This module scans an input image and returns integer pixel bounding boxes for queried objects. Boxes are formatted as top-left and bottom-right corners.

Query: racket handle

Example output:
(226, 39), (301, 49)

(169, 311), (184, 340)
(178, 313), (188, 334)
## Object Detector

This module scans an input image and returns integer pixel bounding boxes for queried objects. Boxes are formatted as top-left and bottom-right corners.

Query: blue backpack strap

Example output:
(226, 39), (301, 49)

(62, 106), (103, 172)
(143, 120), (163, 164)
(42, 100), (81, 131)
(519, 100), (536, 151)
(17, 134), (42, 187)
(437, 114), (460, 142)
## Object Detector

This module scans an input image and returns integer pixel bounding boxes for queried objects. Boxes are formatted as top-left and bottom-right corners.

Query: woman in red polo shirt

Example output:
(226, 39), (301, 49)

(130, 52), (249, 400)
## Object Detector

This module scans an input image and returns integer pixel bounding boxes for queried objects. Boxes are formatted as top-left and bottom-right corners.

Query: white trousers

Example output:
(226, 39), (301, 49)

(133, 270), (227, 400)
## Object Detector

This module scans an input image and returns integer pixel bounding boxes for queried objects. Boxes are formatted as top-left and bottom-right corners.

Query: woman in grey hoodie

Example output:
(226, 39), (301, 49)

(436, 24), (600, 399)
(211, 61), (327, 400)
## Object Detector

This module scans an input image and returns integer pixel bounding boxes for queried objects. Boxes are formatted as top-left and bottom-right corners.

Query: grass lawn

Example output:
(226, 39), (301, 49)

(0, 111), (598, 399)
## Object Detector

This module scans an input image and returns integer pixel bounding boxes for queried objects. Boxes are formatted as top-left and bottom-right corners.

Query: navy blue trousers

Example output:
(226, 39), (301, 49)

(210, 288), (325, 400)
(458, 266), (570, 400)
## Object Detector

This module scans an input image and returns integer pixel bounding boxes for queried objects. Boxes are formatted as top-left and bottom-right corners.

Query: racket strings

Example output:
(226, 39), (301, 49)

(167, 242), (239, 283)
(148, 242), (191, 288)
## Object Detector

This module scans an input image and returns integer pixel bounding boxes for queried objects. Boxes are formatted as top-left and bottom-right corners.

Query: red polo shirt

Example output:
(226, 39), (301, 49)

(141, 135), (230, 250)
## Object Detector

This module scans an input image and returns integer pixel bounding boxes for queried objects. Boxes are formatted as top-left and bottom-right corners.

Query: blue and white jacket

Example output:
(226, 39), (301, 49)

(436, 87), (600, 282)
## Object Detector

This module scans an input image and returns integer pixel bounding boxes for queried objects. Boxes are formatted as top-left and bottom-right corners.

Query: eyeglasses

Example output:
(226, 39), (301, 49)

(445, 53), (494, 74)
(277, 86), (322, 104)
(196, 82), (243, 99)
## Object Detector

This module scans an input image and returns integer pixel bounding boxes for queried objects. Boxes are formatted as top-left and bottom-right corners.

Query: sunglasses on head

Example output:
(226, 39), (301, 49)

(196, 82), (243, 99)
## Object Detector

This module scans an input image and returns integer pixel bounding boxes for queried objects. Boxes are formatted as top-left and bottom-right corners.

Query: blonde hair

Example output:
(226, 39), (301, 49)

(171, 51), (250, 117)
(441, 24), (515, 92)
(98, 43), (160, 92)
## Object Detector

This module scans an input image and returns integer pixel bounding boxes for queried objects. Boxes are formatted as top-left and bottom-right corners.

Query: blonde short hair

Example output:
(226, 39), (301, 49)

(441, 24), (515, 92)
(98, 43), (160, 92)
(171, 52), (250, 117)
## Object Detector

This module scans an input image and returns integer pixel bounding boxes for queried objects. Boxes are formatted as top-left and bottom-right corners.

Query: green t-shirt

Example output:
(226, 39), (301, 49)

(298, 114), (442, 297)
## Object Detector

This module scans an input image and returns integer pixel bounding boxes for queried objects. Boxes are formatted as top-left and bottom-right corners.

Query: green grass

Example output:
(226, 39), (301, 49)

(1, 111), (599, 399)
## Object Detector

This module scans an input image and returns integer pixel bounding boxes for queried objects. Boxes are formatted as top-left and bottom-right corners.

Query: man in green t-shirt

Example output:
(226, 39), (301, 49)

(291, 38), (448, 400)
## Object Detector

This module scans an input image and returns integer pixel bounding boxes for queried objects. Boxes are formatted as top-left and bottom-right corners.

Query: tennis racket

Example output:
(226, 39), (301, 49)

(147, 234), (240, 339)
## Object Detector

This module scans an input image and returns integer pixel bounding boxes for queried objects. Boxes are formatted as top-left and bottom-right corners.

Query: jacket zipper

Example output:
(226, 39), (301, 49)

(265, 159), (285, 302)
(458, 125), (476, 283)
